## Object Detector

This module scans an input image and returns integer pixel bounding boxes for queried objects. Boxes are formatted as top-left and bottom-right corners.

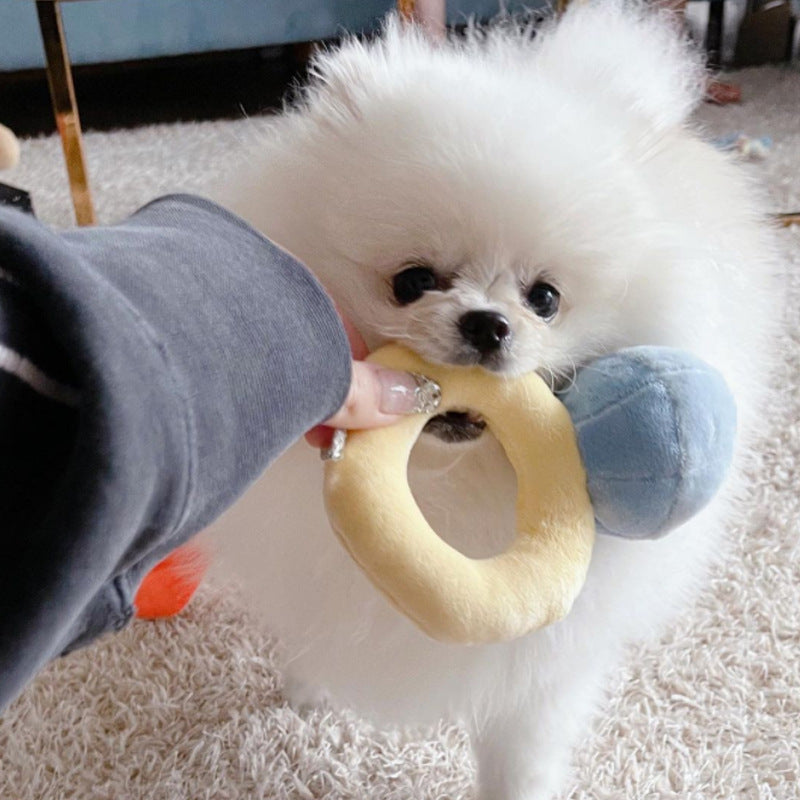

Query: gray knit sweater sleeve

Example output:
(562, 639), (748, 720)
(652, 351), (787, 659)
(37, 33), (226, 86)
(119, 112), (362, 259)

(0, 195), (351, 713)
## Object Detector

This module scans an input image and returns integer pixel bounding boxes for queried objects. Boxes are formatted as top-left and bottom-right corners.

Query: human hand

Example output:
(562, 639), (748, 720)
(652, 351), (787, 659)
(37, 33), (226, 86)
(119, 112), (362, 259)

(305, 314), (440, 450)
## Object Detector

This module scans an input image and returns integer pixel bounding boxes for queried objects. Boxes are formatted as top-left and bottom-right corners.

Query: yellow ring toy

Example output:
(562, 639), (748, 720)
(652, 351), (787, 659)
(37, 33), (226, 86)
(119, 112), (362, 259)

(323, 344), (595, 645)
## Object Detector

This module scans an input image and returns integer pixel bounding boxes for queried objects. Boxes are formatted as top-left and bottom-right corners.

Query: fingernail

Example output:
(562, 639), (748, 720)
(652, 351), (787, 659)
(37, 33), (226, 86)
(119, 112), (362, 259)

(377, 370), (442, 415)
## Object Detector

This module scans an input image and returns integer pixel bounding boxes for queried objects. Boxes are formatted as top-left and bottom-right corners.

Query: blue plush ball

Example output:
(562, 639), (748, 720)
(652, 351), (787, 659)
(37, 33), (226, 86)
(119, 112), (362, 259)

(558, 347), (737, 539)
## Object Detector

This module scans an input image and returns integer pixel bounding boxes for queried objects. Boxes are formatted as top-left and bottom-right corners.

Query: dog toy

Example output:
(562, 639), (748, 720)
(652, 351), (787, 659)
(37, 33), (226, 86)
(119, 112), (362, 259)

(0, 124), (20, 170)
(133, 541), (211, 619)
(713, 132), (772, 161)
(323, 344), (736, 644)
(0, 124), (34, 216)
(324, 343), (595, 644)
(560, 346), (737, 539)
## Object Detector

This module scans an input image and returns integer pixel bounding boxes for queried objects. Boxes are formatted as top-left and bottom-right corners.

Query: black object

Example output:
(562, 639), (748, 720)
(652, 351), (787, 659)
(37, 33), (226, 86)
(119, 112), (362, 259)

(0, 183), (34, 216)
(735, 0), (796, 65)
(706, 0), (726, 69)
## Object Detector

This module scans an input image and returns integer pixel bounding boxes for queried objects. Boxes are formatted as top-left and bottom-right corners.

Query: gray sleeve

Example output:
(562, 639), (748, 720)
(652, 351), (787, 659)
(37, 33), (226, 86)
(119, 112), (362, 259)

(0, 195), (351, 713)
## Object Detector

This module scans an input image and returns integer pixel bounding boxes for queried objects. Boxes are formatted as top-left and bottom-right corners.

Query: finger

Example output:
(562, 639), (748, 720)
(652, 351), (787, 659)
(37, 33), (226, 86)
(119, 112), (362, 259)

(304, 309), (365, 448)
(305, 424), (334, 449)
(330, 303), (368, 359)
(323, 361), (440, 431)
(339, 314), (369, 360)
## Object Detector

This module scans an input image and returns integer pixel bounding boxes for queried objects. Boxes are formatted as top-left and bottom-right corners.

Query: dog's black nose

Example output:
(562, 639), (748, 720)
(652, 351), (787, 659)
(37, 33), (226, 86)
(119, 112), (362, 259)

(458, 310), (512, 354)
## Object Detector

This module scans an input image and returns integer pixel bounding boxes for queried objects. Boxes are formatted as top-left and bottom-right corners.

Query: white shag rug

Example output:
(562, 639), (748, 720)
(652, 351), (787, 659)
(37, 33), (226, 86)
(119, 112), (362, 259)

(1, 65), (799, 800)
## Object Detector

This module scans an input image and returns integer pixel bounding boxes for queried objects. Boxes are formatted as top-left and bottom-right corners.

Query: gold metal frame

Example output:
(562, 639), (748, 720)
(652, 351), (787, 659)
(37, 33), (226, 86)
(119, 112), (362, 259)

(35, 0), (95, 226)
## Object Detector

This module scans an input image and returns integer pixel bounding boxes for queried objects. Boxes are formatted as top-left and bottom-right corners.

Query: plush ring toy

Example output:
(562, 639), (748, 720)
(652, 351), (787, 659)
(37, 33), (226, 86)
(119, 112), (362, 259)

(323, 343), (596, 645)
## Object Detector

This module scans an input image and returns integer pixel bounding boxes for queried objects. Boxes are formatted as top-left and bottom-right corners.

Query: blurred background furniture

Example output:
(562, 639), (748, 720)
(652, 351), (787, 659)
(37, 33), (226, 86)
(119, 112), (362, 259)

(2, 0), (537, 225)
(1, 0), (796, 226)
(3, 0), (537, 71)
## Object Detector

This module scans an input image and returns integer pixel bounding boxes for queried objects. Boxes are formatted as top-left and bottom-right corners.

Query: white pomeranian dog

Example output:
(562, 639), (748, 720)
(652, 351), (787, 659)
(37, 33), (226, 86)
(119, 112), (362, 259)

(211, 3), (780, 798)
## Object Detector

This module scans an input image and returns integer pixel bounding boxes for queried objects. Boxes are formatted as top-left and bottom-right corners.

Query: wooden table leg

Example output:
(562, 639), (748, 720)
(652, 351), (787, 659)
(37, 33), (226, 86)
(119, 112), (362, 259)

(35, 0), (96, 226)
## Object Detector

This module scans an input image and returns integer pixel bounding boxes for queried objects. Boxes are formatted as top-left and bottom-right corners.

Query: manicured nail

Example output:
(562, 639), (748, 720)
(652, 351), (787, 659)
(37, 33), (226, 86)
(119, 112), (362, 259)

(377, 370), (442, 415)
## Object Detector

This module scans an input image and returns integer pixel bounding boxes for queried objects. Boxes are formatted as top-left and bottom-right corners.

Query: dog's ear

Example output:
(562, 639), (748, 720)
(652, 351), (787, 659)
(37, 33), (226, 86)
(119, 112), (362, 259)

(303, 39), (373, 122)
(300, 5), (703, 132)
(533, 1), (706, 131)
(301, 16), (434, 124)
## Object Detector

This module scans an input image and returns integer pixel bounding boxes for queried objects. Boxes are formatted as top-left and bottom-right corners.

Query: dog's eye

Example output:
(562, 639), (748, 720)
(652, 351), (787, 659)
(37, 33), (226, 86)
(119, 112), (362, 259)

(392, 265), (438, 305)
(526, 281), (560, 320)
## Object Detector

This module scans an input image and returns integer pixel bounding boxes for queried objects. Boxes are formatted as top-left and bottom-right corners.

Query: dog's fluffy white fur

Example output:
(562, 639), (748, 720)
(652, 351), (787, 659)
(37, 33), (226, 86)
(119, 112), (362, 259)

(211, 4), (781, 798)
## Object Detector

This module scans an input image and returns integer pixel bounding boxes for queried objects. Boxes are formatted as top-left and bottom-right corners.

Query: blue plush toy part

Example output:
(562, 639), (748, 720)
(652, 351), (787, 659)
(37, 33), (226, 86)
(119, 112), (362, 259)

(557, 347), (737, 540)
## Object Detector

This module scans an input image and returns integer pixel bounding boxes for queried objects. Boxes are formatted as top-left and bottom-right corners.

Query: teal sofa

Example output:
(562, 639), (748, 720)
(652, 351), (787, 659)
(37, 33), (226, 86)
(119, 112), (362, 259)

(0, 0), (538, 72)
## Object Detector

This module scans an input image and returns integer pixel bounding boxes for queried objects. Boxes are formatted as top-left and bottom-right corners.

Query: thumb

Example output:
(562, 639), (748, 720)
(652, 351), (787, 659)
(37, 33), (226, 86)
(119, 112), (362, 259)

(323, 361), (441, 431)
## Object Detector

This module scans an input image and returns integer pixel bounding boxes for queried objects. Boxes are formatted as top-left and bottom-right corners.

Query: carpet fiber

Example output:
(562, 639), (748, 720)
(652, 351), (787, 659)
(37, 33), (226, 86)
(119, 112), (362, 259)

(1, 65), (798, 799)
